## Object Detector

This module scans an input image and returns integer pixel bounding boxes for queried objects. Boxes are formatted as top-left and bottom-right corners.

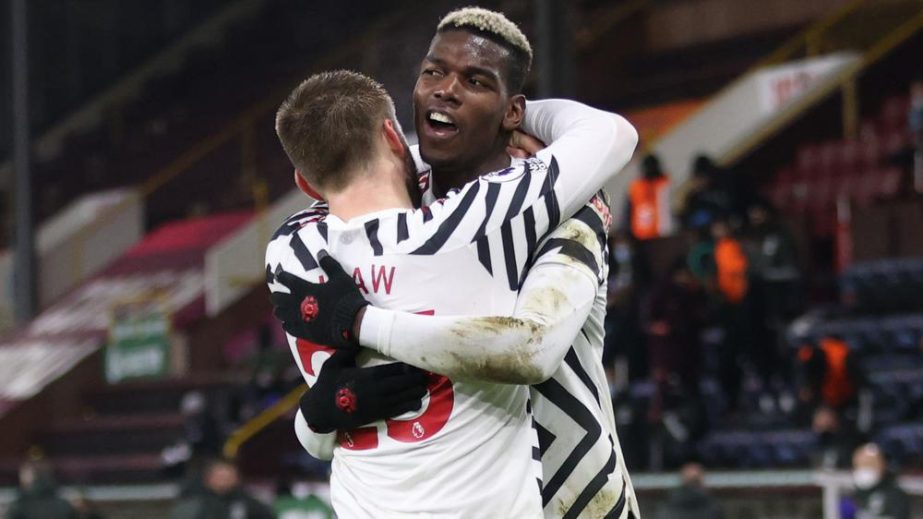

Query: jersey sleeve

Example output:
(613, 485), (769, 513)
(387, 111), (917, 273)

(266, 223), (339, 461)
(357, 220), (602, 385)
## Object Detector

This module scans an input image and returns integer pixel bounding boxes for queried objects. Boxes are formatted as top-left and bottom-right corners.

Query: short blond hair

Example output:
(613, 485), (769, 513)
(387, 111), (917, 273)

(275, 70), (396, 191)
(437, 7), (532, 93)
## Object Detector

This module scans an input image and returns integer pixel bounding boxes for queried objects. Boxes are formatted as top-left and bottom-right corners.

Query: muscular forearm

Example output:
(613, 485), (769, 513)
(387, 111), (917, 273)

(359, 262), (597, 384)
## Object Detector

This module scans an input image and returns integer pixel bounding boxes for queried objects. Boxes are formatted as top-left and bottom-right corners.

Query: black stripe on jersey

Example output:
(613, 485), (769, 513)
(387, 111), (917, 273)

(364, 219), (383, 256)
(533, 446), (542, 461)
(503, 167), (532, 220)
(535, 238), (600, 277)
(533, 377), (602, 506)
(265, 264), (274, 285)
(474, 182), (502, 238)
(566, 347), (601, 406)
(421, 206), (433, 222)
(563, 450), (619, 519)
(271, 220), (301, 241)
(604, 479), (628, 519)
(412, 181), (481, 255)
(534, 422), (556, 457)
(316, 222), (329, 243)
(476, 237), (493, 275)
(542, 158), (561, 231)
(517, 207), (539, 288)
(289, 233), (318, 271)
(572, 202), (608, 258)
(500, 222), (519, 290)
(397, 213), (409, 243)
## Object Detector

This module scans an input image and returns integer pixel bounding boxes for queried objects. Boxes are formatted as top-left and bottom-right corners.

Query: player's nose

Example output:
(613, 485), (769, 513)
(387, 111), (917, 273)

(433, 75), (461, 104)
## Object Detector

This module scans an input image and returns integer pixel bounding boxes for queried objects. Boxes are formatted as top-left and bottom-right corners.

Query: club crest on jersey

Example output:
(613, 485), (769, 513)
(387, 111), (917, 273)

(483, 164), (526, 183)
(411, 421), (425, 439)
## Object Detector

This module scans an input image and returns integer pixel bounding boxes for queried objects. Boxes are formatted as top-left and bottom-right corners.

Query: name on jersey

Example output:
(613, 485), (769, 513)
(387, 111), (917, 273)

(325, 264), (395, 295)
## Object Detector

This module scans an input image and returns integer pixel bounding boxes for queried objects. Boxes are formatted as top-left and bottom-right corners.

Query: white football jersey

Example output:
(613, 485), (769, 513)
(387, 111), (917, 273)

(268, 99), (638, 518)
(415, 180), (640, 519)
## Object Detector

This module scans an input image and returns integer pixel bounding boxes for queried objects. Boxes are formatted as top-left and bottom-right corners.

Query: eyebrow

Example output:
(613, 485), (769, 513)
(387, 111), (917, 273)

(423, 55), (501, 83)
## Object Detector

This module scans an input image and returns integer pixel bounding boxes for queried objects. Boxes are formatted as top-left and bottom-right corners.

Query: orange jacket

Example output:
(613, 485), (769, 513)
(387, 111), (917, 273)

(798, 337), (856, 408)
(628, 177), (671, 240)
(715, 237), (748, 303)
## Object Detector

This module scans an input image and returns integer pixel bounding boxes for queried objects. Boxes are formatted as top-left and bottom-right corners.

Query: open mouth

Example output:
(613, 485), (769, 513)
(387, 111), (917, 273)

(424, 110), (458, 137)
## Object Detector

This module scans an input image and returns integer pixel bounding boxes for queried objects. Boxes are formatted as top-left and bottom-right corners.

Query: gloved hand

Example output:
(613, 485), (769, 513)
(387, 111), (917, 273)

(270, 254), (369, 349)
(300, 347), (428, 433)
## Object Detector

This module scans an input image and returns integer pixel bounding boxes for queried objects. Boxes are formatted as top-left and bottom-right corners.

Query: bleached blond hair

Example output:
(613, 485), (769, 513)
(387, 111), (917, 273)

(436, 7), (532, 93)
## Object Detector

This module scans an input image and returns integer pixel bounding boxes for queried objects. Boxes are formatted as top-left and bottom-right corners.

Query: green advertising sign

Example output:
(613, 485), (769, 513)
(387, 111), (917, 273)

(105, 299), (170, 383)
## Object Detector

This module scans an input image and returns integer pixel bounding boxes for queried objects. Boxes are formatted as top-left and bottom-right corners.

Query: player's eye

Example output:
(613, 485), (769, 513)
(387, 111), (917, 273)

(422, 68), (442, 78)
(468, 77), (484, 87)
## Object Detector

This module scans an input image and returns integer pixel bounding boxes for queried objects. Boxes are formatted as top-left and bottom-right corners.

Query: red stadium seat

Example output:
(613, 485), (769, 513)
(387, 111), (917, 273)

(879, 95), (910, 131)
(882, 130), (910, 155)
(795, 143), (821, 176)
(817, 140), (839, 176)
(860, 136), (882, 169)
(879, 167), (904, 198)
(836, 139), (861, 170)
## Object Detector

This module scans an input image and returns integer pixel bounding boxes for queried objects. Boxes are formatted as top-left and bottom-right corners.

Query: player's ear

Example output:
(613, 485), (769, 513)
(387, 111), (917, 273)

(382, 119), (406, 158)
(501, 94), (526, 132)
(294, 170), (323, 200)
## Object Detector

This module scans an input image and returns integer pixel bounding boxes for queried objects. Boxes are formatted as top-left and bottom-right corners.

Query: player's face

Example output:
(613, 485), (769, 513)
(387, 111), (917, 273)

(414, 30), (516, 177)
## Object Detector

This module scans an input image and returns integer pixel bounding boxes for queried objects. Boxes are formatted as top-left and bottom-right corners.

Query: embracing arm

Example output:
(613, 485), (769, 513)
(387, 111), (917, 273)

(294, 408), (336, 461)
(359, 259), (596, 384)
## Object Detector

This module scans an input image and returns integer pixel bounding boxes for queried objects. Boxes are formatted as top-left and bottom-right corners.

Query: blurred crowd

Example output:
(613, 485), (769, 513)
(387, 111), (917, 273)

(605, 150), (881, 472)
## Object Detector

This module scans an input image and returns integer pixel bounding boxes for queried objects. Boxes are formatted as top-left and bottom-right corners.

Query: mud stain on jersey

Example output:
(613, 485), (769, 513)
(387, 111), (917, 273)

(444, 284), (568, 384)
(554, 485), (618, 519)
(584, 485), (619, 518)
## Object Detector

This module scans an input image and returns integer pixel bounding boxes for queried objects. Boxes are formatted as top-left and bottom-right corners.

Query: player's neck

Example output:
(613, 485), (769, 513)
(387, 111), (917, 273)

(431, 152), (511, 198)
(326, 160), (414, 222)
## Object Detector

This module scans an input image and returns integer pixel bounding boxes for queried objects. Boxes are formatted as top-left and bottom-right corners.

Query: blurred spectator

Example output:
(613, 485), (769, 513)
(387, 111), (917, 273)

(171, 458), (276, 519)
(71, 490), (105, 519)
(689, 218), (751, 412)
(643, 260), (709, 468)
(796, 336), (863, 412)
(654, 462), (725, 519)
(604, 231), (645, 384)
(7, 460), (76, 519)
(910, 79), (923, 193)
(811, 406), (861, 470)
(274, 481), (334, 519)
(643, 259), (707, 397)
(238, 324), (290, 422)
(677, 155), (732, 232)
(623, 154), (672, 241)
(743, 199), (801, 387)
(851, 443), (910, 519)
(162, 391), (223, 478)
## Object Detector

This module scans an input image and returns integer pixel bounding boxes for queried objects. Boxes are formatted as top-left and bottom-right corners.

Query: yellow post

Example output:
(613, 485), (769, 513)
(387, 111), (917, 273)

(842, 78), (859, 140)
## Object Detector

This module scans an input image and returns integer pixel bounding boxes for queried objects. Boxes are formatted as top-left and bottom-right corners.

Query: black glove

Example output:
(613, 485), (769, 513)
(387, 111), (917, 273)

(300, 347), (428, 433)
(270, 254), (369, 349)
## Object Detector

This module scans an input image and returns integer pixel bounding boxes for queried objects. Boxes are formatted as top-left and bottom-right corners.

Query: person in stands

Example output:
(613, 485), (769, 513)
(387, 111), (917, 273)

(655, 462), (726, 519)
(909, 79), (923, 193)
(850, 443), (910, 519)
(624, 154), (672, 241)
(171, 458), (276, 519)
(7, 460), (76, 519)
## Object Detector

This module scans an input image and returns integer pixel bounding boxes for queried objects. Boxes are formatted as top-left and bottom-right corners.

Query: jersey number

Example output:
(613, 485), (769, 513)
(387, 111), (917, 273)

(295, 310), (454, 450)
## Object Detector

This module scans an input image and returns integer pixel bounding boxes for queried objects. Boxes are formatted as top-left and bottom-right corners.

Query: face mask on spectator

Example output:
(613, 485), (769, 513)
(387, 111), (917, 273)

(853, 468), (881, 490)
